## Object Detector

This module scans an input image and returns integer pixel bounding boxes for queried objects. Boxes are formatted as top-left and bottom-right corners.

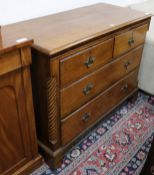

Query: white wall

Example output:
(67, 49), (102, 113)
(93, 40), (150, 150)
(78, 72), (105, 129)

(0, 0), (146, 25)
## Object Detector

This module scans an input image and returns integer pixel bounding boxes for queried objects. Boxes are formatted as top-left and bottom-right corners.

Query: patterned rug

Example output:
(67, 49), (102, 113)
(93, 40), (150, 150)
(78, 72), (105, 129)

(31, 92), (154, 175)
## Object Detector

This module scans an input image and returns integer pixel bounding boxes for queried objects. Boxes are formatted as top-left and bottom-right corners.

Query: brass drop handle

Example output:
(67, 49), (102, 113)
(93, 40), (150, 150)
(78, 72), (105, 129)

(83, 83), (94, 96)
(82, 112), (91, 122)
(124, 60), (131, 70)
(121, 83), (128, 92)
(84, 56), (95, 68)
(128, 38), (135, 46)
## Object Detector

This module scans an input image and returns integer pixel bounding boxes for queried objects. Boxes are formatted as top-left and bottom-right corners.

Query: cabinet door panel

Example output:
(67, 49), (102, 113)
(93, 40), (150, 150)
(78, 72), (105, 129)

(0, 70), (31, 174)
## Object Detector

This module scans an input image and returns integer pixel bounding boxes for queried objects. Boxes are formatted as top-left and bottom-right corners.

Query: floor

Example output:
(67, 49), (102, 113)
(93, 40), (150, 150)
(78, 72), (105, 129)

(31, 91), (154, 175)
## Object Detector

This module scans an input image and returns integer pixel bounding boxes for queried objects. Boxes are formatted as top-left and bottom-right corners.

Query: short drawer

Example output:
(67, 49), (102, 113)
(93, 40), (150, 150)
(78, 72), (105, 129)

(60, 38), (114, 87)
(114, 24), (148, 57)
(61, 70), (138, 145)
(0, 49), (22, 76)
(60, 46), (143, 118)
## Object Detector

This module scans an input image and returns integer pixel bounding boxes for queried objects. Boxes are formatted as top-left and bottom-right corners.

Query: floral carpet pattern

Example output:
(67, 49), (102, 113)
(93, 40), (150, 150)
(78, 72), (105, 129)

(31, 92), (154, 175)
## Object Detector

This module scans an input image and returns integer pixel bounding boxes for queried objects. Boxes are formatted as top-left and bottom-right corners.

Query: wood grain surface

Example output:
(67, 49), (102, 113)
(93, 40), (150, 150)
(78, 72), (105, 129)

(60, 46), (143, 118)
(1, 3), (151, 55)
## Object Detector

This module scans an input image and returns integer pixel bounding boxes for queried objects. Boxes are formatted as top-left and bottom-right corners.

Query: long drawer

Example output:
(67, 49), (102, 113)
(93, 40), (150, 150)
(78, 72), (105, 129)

(61, 70), (138, 145)
(60, 38), (114, 87)
(60, 46), (143, 118)
(114, 24), (148, 57)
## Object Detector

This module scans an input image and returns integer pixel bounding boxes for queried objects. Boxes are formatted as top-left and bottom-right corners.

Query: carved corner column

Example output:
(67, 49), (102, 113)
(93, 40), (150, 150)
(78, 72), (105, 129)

(46, 58), (61, 150)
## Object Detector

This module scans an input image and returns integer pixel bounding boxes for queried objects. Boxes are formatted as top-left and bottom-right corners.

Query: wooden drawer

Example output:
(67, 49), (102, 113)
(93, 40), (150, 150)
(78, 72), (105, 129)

(60, 38), (114, 87)
(114, 24), (148, 57)
(0, 50), (22, 76)
(61, 70), (138, 145)
(60, 46), (143, 118)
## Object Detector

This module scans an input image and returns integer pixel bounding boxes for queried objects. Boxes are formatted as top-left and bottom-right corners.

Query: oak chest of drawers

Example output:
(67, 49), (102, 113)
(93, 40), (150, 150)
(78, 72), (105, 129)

(0, 31), (43, 174)
(3, 3), (151, 168)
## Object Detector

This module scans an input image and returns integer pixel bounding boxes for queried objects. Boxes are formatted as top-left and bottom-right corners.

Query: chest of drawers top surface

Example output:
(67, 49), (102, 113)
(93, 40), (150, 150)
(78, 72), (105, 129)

(1, 3), (151, 55)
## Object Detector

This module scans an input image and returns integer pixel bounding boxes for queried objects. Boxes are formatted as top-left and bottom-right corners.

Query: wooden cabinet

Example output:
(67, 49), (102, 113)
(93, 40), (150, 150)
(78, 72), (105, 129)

(0, 40), (42, 174)
(2, 3), (151, 168)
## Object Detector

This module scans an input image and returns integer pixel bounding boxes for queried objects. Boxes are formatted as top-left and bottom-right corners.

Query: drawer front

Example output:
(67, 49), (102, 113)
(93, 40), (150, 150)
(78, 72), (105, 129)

(0, 50), (21, 76)
(60, 46), (143, 118)
(60, 38), (114, 87)
(114, 24), (148, 57)
(61, 70), (138, 145)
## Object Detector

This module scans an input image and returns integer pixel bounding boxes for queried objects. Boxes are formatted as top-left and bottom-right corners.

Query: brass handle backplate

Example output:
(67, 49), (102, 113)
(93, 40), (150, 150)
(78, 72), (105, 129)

(84, 56), (95, 68)
(128, 32), (135, 47)
(82, 112), (91, 122)
(124, 60), (132, 70)
(128, 38), (135, 46)
(121, 83), (128, 92)
(83, 83), (94, 95)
